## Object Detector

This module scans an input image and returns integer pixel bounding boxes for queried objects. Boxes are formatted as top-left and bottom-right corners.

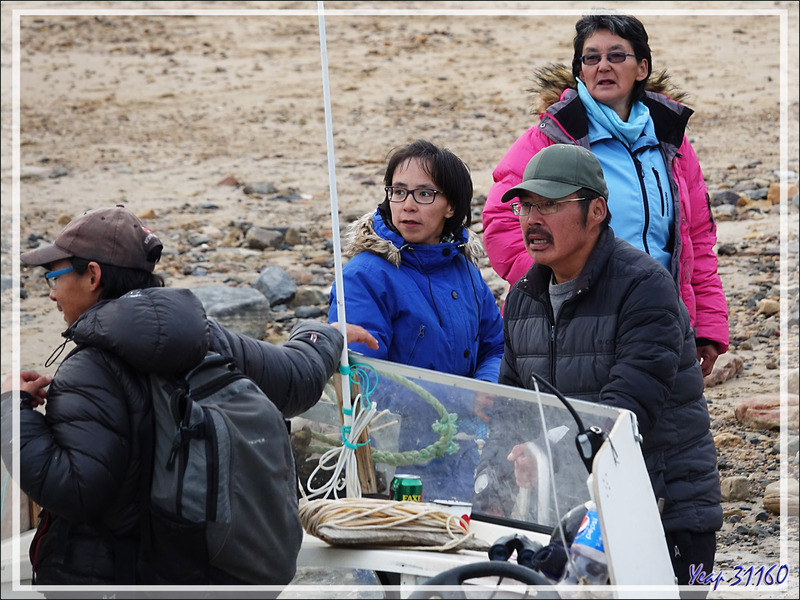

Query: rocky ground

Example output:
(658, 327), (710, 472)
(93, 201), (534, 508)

(703, 206), (799, 598)
(1, 1), (798, 597)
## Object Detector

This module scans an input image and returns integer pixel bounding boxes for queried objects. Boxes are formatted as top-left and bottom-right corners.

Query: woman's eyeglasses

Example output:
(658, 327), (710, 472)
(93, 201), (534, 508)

(385, 186), (441, 205)
(579, 52), (635, 66)
(45, 266), (74, 289)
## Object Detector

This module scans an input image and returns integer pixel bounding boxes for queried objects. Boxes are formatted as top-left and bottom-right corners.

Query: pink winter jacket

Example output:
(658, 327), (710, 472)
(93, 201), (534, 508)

(483, 70), (729, 353)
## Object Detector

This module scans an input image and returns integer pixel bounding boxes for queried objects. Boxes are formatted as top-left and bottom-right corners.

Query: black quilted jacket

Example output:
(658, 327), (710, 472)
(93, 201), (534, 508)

(1, 286), (343, 585)
(500, 228), (722, 534)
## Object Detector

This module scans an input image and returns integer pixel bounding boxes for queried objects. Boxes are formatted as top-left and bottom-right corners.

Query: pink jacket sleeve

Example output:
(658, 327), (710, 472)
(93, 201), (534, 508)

(674, 137), (730, 353)
(482, 128), (554, 287)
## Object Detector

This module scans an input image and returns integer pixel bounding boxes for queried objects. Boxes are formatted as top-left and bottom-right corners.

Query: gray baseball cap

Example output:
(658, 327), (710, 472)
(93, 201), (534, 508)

(501, 145), (609, 203)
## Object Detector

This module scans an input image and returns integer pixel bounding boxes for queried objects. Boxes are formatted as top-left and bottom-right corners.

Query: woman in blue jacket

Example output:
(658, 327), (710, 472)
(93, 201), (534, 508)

(329, 139), (504, 500)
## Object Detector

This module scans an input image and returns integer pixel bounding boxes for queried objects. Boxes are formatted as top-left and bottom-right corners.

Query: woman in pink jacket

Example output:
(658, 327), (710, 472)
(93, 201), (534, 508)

(482, 13), (728, 375)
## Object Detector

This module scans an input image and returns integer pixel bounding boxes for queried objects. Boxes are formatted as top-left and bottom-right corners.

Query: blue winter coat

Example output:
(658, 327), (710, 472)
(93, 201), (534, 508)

(328, 209), (504, 382)
(328, 210), (504, 500)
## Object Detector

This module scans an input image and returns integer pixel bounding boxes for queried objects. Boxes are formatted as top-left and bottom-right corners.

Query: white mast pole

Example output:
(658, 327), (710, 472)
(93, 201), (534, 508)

(317, 0), (358, 496)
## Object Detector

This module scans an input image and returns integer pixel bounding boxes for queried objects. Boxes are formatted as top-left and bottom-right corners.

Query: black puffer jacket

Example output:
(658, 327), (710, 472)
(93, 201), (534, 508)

(500, 228), (722, 534)
(1, 286), (343, 585)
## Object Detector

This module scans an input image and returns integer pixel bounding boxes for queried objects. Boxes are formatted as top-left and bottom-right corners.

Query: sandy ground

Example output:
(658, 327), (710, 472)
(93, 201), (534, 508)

(1, 1), (798, 597)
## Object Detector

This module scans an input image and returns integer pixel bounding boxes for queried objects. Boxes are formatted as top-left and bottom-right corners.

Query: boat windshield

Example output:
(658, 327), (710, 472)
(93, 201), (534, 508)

(292, 353), (624, 533)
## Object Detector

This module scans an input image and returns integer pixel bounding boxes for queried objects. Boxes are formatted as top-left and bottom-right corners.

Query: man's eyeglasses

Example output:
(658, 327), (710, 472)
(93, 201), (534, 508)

(385, 186), (441, 205)
(579, 52), (635, 66)
(45, 266), (74, 289)
(511, 197), (595, 217)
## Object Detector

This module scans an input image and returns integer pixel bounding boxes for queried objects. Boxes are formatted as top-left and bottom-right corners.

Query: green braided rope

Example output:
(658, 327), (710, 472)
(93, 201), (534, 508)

(367, 368), (459, 465)
(309, 368), (459, 467)
(310, 430), (342, 447)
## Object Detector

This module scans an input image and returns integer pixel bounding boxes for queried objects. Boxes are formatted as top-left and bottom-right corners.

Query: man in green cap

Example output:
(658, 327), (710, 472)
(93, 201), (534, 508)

(479, 144), (722, 591)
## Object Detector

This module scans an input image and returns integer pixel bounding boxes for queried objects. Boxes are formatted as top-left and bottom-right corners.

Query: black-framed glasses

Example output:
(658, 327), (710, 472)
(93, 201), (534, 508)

(579, 52), (635, 66)
(45, 266), (74, 289)
(511, 197), (595, 217)
(385, 186), (441, 205)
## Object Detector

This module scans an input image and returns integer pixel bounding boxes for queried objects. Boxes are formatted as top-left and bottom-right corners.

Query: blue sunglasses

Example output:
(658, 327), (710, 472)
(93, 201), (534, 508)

(45, 266), (74, 289)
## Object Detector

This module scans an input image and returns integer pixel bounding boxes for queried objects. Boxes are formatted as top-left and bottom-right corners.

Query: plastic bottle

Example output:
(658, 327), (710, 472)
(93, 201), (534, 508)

(557, 501), (609, 594)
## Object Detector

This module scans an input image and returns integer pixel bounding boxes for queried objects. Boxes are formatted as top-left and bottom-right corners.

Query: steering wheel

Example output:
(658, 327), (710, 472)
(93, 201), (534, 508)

(406, 560), (558, 599)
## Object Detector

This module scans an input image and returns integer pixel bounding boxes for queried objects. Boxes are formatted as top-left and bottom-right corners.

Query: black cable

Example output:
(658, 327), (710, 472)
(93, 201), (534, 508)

(530, 372), (606, 474)
(530, 372), (587, 435)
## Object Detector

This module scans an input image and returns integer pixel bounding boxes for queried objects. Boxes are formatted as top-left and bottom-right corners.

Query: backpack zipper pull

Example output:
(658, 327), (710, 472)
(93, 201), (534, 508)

(166, 430), (183, 471)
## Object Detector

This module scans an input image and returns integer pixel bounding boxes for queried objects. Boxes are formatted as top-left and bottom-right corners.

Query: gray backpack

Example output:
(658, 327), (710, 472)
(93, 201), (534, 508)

(136, 352), (302, 585)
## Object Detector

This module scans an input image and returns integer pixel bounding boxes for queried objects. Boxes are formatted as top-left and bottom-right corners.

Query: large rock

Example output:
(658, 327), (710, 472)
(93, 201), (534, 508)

(734, 393), (800, 431)
(291, 285), (328, 308)
(720, 476), (750, 501)
(253, 266), (297, 306)
(763, 479), (799, 516)
(714, 432), (744, 448)
(246, 227), (284, 250)
(711, 189), (742, 206)
(191, 285), (273, 339)
(766, 182), (799, 205)
(757, 298), (780, 316)
(704, 354), (744, 388)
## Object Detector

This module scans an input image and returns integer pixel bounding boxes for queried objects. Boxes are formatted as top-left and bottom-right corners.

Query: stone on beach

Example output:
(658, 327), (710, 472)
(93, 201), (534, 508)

(734, 393), (800, 431)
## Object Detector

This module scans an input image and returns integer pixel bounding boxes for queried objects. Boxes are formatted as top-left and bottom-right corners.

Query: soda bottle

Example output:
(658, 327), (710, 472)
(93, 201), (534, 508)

(557, 501), (609, 594)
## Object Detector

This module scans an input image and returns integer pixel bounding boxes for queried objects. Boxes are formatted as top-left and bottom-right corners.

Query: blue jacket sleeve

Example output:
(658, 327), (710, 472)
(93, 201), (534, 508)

(328, 261), (395, 361)
(472, 276), (505, 383)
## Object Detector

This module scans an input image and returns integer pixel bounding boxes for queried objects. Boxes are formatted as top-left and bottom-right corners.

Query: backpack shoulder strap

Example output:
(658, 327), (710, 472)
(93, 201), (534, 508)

(114, 372), (158, 584)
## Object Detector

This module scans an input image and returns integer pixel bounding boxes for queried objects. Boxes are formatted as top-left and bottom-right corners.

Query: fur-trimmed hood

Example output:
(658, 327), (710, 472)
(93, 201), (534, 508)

(342, 210), (487, 268)
(329, 208), (505, 383)
(527, 63), (689, 115)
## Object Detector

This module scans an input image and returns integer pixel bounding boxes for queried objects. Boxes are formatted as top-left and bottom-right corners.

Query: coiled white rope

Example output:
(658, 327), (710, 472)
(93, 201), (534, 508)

(301, 390), (386, 501)
(299, 497), (484, 552)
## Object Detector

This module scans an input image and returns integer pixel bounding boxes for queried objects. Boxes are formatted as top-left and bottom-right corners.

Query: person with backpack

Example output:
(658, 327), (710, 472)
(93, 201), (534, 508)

(0, 205), (373, 588)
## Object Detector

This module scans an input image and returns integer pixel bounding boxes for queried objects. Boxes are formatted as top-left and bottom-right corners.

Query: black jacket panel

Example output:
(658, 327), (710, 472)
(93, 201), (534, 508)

(500, 229), (722, 533)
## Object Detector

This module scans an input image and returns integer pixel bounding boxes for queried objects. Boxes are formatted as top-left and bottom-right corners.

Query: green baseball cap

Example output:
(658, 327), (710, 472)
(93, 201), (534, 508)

(501, 144), (609, 203)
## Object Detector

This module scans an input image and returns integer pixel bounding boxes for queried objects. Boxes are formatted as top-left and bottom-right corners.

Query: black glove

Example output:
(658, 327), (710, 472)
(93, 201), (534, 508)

(528, 541), (568, 581)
